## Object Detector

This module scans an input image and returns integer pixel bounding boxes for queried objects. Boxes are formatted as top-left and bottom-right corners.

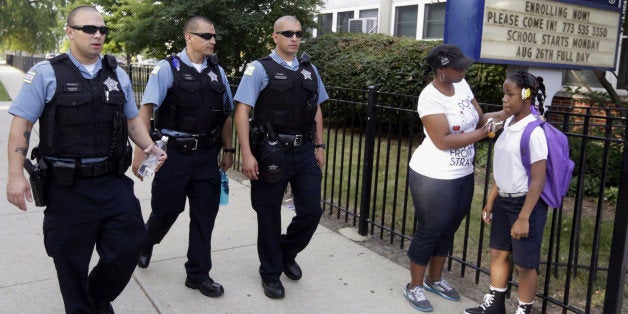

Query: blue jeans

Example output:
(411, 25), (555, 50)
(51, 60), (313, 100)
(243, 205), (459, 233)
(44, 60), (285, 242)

(407, 170), (474, 265)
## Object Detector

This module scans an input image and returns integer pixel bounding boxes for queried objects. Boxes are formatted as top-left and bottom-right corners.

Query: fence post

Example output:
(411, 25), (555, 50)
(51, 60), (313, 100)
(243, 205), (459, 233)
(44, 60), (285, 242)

(603, 122), (628, 313)
(358, 86), (378, 236)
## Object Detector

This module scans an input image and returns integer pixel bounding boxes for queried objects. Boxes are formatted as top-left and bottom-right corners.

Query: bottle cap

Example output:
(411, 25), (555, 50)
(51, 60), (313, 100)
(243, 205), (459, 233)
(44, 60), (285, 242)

(161, 135), (169, 142)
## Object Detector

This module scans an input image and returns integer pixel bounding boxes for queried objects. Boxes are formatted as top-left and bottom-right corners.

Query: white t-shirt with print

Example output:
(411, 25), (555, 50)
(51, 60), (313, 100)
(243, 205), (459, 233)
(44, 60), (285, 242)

(409, 79), (479, 180)
(493, 114), (548, 193)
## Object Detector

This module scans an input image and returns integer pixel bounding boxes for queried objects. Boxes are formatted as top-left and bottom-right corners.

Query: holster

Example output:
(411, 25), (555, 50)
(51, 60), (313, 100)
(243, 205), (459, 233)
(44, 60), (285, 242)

(24, 159), (49, 207)
(259, 135), (284, 184)
(249, 122), (262, 154)
(51, 160), (76, 186)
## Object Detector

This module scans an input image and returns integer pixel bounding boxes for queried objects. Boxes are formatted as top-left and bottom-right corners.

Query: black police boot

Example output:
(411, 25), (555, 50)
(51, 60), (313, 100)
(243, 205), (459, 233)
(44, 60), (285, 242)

(283, 260), (302, 281)
(185, 277), (225, 297)
(262, 280), (285, 299)
(464, 289), (506, 314)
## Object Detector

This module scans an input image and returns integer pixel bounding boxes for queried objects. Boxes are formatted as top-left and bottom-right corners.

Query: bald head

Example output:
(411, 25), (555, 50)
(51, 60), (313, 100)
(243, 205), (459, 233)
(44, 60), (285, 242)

(273, 16), (300, 33)
(67, 5), (100, 26)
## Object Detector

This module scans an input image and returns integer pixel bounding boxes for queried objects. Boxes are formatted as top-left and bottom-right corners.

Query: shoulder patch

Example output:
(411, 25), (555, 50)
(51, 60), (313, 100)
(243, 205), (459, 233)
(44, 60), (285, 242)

(24, 70), (36, 84)
(151, 65), (161, 75)
(244, 65), (255, 76)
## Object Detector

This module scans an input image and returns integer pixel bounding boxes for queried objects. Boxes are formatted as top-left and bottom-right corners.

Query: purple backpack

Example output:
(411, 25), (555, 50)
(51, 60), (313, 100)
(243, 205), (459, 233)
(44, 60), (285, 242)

(520, 114), (575, 208)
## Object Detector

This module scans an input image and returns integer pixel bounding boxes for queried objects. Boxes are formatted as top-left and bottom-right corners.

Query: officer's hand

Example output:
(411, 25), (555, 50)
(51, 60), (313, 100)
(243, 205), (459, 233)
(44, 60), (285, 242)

(220, 152), (234, 171)
(132, 146), (144, 181)
(7, 174), (32, 211)
(241, 153), (259, 181)
(315, 149), (325, 169)
(146, 145), (167, 173)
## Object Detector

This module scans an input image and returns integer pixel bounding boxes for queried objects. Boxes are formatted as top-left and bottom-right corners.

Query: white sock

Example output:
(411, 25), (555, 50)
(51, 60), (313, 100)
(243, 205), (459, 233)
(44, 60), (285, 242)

(490, 285), (507, 292)
(518, 298), (534, 305)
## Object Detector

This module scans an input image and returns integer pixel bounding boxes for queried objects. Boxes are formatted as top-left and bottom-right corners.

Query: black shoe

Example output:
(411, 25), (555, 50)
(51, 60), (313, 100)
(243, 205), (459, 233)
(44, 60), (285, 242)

(95, 301), (114, 314)
(465, 290), (506, 314)
(283, 261), (302, 281)
(137, 246), (153, 269)
(262, 280), (285, 299)
(185, 278), (225, 297)
(514, 303), (533, 314)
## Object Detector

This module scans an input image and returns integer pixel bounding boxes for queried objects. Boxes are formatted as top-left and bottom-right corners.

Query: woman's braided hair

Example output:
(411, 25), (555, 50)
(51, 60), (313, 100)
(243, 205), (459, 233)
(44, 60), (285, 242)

(507, 70), (547, 114)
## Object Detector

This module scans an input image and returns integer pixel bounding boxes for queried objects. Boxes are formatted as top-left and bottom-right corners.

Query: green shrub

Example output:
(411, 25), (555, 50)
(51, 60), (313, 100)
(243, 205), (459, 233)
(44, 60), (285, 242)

(568, 138), (623, 196)
(301, 32), (507, 106)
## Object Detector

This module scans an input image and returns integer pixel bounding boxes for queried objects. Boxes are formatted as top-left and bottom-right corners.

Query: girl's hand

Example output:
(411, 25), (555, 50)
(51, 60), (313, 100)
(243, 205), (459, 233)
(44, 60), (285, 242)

(511, 217), (530, 239)
(482, 206), (493, 224)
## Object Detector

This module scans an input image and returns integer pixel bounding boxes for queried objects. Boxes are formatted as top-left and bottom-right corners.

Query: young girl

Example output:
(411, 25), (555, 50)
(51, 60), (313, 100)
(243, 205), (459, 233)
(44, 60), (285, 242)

(465, 70), (548, 314)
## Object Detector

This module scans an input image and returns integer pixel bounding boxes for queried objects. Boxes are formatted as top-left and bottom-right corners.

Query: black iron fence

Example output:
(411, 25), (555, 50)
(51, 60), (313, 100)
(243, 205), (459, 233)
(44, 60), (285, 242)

(316, 86), (627, 314)
(7, 57), (627, 313)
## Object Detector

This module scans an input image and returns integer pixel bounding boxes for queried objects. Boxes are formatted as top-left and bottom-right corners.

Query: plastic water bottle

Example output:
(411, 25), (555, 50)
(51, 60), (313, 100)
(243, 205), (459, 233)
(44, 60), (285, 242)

(284, 197), (295, 210)
(138, 136), (168, 179)
(219, 170), (229, 206)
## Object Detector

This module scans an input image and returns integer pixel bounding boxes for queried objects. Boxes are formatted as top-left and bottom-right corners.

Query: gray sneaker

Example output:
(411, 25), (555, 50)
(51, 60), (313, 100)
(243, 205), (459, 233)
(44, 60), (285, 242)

(423, 278), (461, 301)
(403, 283), (433, 312)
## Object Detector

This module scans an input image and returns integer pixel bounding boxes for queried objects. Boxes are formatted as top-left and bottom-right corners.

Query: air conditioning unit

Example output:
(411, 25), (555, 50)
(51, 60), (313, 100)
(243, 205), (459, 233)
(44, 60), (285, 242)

(348, 17), (378, 34)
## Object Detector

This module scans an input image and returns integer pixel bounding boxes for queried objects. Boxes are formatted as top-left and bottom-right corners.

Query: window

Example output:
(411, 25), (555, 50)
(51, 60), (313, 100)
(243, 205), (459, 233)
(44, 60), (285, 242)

(359, 9), (378, 19)
(563, 69), (603, 88)
(394, 5), (418, 38)
(423, 2), (446, 39)
(318, 13), (333, 36)
(337, 11), (355, 33)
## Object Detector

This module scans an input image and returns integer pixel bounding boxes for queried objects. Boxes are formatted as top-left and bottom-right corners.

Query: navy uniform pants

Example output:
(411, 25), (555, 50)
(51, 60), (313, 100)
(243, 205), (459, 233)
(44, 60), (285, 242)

(144, 143), (221, 283)
(251, 142), (323, 282)
(43, 173), (145, 313)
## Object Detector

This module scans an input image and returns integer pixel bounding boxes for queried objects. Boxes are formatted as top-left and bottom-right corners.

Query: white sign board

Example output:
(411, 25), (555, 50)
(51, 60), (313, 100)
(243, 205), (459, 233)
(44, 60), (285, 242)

(481, 0), (620, 68)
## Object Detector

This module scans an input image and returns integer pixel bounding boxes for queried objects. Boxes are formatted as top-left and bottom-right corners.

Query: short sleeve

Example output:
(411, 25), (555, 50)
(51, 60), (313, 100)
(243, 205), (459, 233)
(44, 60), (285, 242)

(234, 61), (267, 107)
(529, 127), (548, 164)
(141, 59), (173, 108)
(417, 85), (444, 118)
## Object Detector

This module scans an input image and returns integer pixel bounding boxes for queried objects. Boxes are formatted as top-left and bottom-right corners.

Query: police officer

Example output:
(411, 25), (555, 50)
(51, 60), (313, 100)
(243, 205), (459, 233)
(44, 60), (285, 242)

(6, 6), (165, 313)
(234, 15), (328, 299)
(131, 16), (234, 298)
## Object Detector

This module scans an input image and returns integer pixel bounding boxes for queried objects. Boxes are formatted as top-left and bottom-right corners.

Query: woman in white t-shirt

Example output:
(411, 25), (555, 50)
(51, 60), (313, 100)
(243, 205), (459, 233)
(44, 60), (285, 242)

(403, 44), (506, 312)
(465, 71), (548, 314)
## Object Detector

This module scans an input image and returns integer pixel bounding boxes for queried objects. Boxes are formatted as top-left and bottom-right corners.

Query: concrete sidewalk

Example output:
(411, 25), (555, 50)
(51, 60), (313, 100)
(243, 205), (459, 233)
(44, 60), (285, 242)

(0, 64), (476, 313)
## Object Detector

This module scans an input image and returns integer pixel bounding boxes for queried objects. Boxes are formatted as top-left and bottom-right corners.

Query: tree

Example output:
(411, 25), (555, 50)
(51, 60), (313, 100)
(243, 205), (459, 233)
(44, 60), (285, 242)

(0, 0), (66, 54)
(111, 0), (323, 74)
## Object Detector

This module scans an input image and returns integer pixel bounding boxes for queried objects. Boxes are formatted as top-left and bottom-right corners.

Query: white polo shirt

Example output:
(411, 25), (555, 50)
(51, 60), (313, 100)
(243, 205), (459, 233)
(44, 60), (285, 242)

(493, 114), (548, 193)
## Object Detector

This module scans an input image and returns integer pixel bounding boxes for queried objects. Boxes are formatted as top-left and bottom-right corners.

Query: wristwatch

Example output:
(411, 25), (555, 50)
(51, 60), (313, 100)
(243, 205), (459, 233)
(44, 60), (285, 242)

(315, 143), (326, 149)
(223, 148), (236, 153)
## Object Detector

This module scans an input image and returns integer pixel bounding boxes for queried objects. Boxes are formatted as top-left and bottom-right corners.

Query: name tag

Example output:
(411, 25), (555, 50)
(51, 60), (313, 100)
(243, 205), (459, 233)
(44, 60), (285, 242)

(63, 82), (82, 92)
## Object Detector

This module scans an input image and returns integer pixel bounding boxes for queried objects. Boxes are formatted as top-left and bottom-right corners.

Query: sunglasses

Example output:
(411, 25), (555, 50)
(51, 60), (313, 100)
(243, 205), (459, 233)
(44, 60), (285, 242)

(190, 32), (217, 40)
(70, 25), (109, 35)
(275, 30), (303, 38)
